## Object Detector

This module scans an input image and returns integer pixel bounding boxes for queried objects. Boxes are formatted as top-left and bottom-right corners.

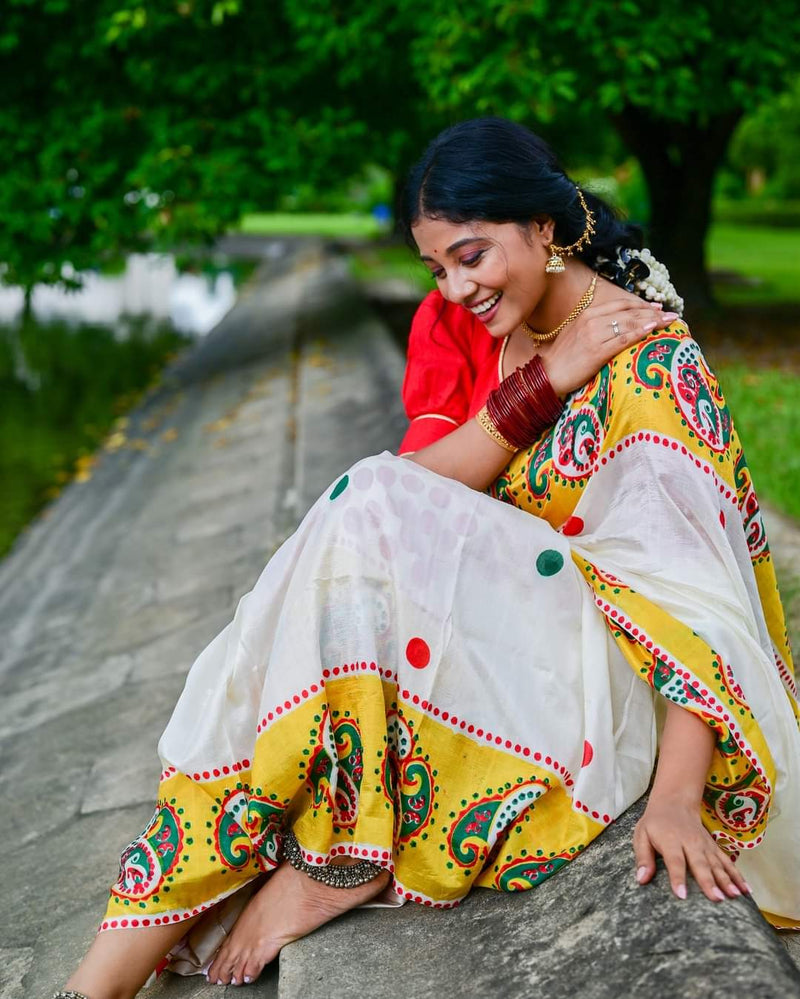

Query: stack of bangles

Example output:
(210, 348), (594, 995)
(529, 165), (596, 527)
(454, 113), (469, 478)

(476, 354), (564, 452)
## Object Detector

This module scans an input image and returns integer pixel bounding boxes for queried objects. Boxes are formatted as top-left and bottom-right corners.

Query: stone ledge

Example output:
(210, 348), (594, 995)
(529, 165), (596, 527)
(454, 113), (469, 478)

(279, 797), (800, 999)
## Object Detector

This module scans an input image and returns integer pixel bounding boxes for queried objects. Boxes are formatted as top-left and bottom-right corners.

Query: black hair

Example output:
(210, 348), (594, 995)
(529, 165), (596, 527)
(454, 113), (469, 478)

(399, 117), (642, 271)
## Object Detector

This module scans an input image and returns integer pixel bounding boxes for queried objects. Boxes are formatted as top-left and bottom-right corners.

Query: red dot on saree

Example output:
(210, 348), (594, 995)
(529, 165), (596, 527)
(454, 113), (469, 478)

(406, 637), (431, 669)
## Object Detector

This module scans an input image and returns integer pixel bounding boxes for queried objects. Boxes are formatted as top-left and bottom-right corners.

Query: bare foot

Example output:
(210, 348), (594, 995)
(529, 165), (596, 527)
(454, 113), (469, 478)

(205, 858), (390, 986)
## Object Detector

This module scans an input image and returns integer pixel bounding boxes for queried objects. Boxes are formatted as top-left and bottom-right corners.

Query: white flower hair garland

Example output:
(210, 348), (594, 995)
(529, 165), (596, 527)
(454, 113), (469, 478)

(596, 246), (685, 317)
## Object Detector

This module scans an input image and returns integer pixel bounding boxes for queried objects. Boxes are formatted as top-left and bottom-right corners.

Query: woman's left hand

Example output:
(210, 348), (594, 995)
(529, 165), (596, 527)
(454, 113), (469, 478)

(632, 793), (751, 902)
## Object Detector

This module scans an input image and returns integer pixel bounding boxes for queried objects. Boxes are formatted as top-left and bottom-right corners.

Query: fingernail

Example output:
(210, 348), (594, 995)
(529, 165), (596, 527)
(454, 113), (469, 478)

(217, 980), (224, 987)
(744, 882), (753, 894)
(232, 978), (238, 985)
(713, 887), (725, 901)
(643, 321), (658, 332)
(729, 884), (741, 896)
(663, 312), (679, 320)
(676, 884), (687, 899)
(636, 865), (648, 883)
(651, 302), (663, 308)
(244, 977), (252, 984)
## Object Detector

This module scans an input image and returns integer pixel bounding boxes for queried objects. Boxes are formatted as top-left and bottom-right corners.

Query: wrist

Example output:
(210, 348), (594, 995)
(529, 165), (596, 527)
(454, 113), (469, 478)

(538, 356), (567, 399)
(648, 781), (704, 811)
(486, 354), (564, 449)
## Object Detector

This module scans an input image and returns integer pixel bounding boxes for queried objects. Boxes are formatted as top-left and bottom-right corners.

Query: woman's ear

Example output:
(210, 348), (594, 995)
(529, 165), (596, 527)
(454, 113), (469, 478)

(530, 217), (556, 244)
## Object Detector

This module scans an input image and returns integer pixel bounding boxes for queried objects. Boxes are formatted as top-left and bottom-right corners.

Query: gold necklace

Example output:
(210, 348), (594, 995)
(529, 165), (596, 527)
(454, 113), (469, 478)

(520, 273), (597, 345)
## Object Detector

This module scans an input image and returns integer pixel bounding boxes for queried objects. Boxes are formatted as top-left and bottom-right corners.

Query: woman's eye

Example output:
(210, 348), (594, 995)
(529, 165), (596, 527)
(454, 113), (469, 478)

(462, 251), (485, 267)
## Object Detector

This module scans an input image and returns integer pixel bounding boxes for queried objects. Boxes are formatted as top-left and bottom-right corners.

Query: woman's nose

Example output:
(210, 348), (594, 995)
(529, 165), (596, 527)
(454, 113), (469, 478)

(448, 272), (478, 305)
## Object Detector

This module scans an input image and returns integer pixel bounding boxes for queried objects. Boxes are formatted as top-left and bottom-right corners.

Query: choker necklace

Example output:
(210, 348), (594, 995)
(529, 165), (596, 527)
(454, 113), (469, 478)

(521, 274), (597, 345)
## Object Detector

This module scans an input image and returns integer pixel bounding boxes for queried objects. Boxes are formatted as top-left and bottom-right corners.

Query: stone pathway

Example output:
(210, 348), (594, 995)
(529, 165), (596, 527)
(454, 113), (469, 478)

(0, 249), (797, 998)
(0, 244), (406, 999)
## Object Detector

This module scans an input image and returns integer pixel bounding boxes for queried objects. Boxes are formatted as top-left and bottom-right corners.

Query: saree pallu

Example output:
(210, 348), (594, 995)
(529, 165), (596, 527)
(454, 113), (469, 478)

(103, 323), (800, 953)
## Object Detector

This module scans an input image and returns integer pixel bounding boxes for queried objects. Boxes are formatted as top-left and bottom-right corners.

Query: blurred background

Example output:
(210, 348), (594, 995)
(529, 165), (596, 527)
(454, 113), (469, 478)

(2, 0), (799, 558)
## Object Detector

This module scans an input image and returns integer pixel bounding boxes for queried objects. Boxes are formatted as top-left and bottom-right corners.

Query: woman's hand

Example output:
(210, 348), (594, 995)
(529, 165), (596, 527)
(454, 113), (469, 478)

(633, 793), (751, 902)
(543, 297), (679, 398)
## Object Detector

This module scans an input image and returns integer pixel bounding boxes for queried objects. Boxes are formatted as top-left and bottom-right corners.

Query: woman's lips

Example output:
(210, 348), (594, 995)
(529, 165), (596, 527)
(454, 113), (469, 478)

(472, 292), (502, 324)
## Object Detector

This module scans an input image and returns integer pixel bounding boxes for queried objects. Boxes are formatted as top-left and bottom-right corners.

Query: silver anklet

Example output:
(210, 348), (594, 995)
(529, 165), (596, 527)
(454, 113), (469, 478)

(282, 830), (383, 888)
(52, 992), (90, 999)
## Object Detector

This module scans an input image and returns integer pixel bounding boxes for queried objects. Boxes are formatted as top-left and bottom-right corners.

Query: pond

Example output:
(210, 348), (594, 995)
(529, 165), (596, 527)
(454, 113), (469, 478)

(0, 253), (256, 558)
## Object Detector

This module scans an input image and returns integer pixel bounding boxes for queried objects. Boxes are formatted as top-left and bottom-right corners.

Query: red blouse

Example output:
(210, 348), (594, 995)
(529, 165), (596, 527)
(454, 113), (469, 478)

(398, 291), (506, 454)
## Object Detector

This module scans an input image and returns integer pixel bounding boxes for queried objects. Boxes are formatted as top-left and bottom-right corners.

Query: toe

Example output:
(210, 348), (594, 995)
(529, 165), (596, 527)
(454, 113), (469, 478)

(208, 948), (236, 985)
(242, 954), (267, 985)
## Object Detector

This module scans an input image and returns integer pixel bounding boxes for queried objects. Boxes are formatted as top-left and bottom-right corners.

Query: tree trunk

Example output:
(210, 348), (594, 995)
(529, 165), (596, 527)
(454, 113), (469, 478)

(22, 284), (34, 322)
(611, 106), (743, 316)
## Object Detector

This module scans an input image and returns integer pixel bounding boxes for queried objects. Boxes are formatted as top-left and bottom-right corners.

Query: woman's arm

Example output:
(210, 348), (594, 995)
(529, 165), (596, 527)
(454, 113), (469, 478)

(633, 701), (751, 901)
(408, 294), (677, 490)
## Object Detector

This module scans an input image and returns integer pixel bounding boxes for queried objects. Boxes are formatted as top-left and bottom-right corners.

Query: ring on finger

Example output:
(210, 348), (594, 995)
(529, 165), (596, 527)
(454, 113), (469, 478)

(611, 318), (621, 337)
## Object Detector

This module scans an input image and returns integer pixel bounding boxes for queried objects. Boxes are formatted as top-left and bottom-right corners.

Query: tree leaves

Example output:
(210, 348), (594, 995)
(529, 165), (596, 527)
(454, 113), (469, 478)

(2, 0), (799, 298)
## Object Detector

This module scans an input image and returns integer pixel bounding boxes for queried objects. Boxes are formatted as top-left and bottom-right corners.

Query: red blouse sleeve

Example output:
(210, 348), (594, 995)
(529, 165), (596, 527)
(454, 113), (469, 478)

(398, 291), (478, 454)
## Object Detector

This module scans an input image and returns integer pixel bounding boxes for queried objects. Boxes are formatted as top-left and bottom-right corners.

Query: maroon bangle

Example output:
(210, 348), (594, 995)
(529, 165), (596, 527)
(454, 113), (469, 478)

(485, 354), (564, 449)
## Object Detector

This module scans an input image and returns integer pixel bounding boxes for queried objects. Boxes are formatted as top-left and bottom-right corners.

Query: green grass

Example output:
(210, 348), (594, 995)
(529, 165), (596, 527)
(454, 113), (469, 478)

(714, 199), (800, 228)
(714, 363), (800, 519)
(708, 223), (800, 305)
(239, 212), (386, 238)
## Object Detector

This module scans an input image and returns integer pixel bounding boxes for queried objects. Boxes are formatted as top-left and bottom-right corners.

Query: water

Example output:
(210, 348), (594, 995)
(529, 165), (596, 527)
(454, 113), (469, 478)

(0, 252), (254, 557)
(0, 253), (239, 336)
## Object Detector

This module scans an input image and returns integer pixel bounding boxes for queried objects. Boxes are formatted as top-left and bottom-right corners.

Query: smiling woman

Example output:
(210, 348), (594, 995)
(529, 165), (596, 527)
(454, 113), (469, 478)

(57, 119), (800, 999)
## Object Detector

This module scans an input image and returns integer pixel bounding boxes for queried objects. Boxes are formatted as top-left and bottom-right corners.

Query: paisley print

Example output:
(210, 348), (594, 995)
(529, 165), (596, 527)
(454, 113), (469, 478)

(741, 484), (768, 558)
(305, 708), (337, 811)
(552, 404), (603, 480)
(447, 781), (548, 868)
(114, 801), (183, 900)
(247, 797), (284, 870)
(490, 368), (610, 518)
(332, 716), (363, 828)
(670, 339), (731, 451)
(706, 773), (770, 832)
(388, 709), (436, 844)
(633, 337), (679, 389)
(495, 850), (574, 891)
(215, 789), (252, 869)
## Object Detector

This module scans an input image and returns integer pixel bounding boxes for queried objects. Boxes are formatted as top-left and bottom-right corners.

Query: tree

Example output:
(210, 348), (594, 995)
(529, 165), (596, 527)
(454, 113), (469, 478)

(0, 0), (434, 300)
(728, 76), (800, 199)
(408, 0), (800, 309)
(2, 1), (799, 311)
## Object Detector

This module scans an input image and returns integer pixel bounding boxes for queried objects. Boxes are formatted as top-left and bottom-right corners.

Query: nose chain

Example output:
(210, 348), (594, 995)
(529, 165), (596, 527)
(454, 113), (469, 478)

(521, 273), (597, 345)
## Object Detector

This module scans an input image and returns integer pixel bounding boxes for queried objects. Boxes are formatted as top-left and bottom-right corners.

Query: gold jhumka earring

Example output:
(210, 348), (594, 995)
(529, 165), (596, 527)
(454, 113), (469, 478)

(545, 187), (596, 274)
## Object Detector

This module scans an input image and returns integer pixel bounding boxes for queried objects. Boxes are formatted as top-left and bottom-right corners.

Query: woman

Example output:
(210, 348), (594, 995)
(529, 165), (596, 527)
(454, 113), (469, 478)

(57, 118), (800, 999)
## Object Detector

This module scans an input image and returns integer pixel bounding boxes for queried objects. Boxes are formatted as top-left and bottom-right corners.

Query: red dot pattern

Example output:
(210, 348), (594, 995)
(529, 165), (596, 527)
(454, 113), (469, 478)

(405, 637), (431, 670)
(561, 516), (584, 537)
(594, 433), (739, 517)
(255, 663), (397, 736)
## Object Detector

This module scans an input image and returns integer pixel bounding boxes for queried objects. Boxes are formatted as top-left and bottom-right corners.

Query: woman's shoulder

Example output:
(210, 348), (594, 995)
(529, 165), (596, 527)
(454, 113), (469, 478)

(601, 318), (734, 459)
(612, 318), (706, 380)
